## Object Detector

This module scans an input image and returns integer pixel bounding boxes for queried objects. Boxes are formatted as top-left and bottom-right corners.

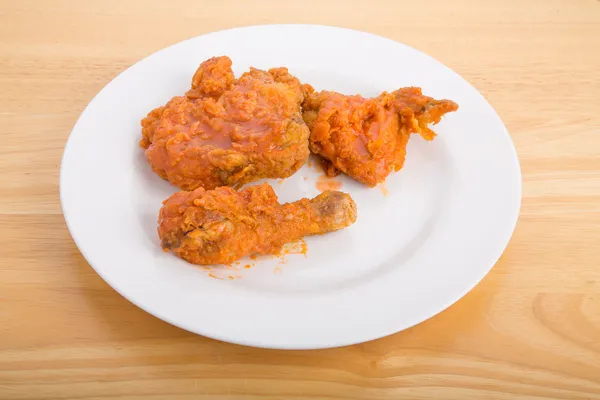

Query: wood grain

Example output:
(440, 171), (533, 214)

(1, 0), (599, 398)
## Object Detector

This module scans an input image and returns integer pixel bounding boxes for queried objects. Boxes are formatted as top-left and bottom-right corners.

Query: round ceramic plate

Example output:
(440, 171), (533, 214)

(61, 25), (521, 349)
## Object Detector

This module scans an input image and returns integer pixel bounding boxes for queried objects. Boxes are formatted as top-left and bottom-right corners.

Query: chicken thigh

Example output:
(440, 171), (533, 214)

(141, 56), (310, 190)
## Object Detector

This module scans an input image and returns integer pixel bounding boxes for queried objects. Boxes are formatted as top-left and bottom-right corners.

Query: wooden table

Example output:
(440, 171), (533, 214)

(2, 0), (599, 398)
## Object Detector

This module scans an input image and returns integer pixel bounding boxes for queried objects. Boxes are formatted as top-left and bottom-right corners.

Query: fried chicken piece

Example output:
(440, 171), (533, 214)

(158, 183), (357, 265)
(141, 56), (310, 191)
(302, 87), (458, 186)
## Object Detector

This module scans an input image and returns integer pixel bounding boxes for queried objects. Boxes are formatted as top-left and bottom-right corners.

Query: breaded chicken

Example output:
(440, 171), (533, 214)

(141, 56), (310, 190)
(302, 87), (458, 186)
(158, 183), (357, 265)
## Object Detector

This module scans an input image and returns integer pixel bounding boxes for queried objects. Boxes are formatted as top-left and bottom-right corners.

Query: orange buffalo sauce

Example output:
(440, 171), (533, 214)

(316, 174), (342, 192)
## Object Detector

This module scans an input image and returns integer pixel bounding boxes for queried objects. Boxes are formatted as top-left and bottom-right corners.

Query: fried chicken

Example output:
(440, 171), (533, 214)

(158, 183), (357, 265)
(302, 87), (458, 186)
(141, 56), (310, 191)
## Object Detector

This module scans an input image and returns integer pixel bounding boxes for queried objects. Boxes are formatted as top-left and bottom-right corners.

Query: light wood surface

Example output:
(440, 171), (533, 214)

(1, 0), (600, 399)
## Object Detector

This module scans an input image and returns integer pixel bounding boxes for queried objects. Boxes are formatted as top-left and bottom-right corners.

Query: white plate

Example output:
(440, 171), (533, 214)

(61, 25), (521, 349)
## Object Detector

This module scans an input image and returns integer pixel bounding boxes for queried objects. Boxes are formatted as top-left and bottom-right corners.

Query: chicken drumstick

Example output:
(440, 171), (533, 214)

(158, 183), (357, 265)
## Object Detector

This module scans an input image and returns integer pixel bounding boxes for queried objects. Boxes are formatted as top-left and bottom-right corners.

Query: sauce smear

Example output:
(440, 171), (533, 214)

(316, 174), (342, 192)
(379, 182), (389, 196)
